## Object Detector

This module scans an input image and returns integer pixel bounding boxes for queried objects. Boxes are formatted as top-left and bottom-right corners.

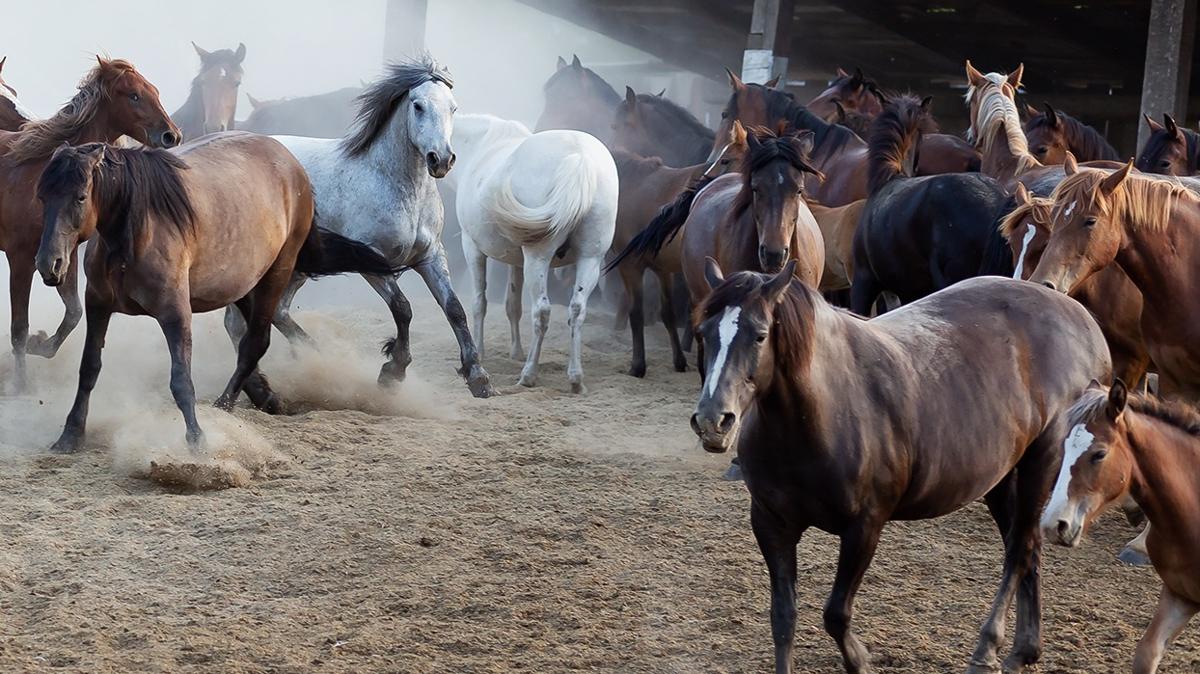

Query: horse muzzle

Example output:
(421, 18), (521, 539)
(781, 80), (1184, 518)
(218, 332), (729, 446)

(758, 247), (788, 274)
(426, 151), (455, 179)
(690, 409), (739, 454)
(37, 255), (67, 287)
(1043, 515), (1084, 548)
(153, 127), (182, 148)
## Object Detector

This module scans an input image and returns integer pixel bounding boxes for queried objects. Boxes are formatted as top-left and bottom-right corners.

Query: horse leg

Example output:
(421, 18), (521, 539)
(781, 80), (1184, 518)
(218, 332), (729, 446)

(414, 248), (495, 398)
(657, 270), (687, 373)
(752, 504), (804, 674)
(215, 277), (283, 416)
(49, 300), (111, 454)
(462, 234), (488, 361)
(610, 263), (630, 331)
(849, 266), (881, 317)
(225, 297), (284, 414)
(7, 255), (34, 392)
(566, 254), (602, 394)
(517, 251), (553, 388)
(675, 273), (694, 353)
(1119, 524), (1153, 567)
(157, 308), (204, 450)
(271, 274), (315, 351)
(364, 273), (413, 387)
(620, 262), (647, 378)
(825, 523), (882, 674)
(1133, 586), (1199, 674)
(27, 247), (82, 359)
(506, 264), (525, 360)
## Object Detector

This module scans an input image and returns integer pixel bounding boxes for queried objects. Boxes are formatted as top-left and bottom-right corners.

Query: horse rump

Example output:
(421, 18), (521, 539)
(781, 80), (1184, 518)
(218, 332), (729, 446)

(294, 221), (405, 278)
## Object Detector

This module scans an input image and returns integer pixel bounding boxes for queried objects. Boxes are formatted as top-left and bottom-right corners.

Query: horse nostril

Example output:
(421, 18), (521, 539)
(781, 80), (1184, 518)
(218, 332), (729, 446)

(689, 414), (702, 435)
(162, 131), (180, 147)
(1056, 519), (1070, 539)
(426, 152), (439, 167)
(447, 153), (456, 169)
(718, 412), (736, 433)
(1041, 281), (1057, 291)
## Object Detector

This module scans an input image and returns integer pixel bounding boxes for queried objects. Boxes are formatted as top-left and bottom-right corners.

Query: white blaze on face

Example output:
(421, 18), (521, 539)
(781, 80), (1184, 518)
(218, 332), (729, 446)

(704, 307), (742, 397)
(1062, 200), (1077, 222)
(1012, 222), (1038, 280)
(1041, 422), (1096, 529)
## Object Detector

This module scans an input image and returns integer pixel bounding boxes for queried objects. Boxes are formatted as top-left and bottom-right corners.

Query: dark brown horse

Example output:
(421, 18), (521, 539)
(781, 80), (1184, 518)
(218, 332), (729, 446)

(172, 42), (246, 140)
(535, 54), (620, 145)
(1042, 382), (1200, 674)
(605, 121), (748, 377)
(611, 85), (715, 167)
(691, 267), (1110, 674)
(1033, 155), (1200, 401)
(806, 67), (883, 123)
(1023, 103), (1119, 165)
(35, 134), (401, 452)
(0, 57), (34, 132)
(1137, 114), (1200, 176)
(0, 58), (180, 392)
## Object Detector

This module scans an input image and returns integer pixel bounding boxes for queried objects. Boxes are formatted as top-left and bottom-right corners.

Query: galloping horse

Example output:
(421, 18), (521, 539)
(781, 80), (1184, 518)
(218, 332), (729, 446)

(36, 135), (400, 451)
(450, 113), (618, 393)
(1023, 103), (1119, 165)
(1137, 114), (1200, 176)
(964, 61), (1041, 186)
(1032, 155), (1200, 401)
(691, 267), (1110, 674)
(852, 95), (1011, 314)
(604, 120), (748, 377)
(0, 58), (180, 392)
(225, 57), (493, 398)
(610, 86), (715, 166)
(1042, 382), (1200, 673)
(237, 87), (362, 138)
(0, 57), (35, 131)
(171, 42), (245, 140)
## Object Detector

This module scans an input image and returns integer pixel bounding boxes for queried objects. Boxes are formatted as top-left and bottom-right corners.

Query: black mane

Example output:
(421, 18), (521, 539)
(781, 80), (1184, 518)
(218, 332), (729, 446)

(341, 55), (453, 157)
(736, 83), (862, 159)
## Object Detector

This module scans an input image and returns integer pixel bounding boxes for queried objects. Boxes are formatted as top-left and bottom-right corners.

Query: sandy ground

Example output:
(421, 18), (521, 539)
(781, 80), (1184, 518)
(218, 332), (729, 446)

(0, 276), (1198, 674)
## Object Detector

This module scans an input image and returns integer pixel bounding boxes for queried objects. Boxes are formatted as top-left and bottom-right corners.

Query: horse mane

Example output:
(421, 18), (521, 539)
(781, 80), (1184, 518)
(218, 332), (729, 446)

(1051, 168), (1200, 233)
(543, 61), (621, 107)
(967, 73), (1038, 174)
(749, 84), (861, 158)
(622, 93), (715, 144)
(1069, 388), (1200, 438)
(731, 125), (824, 218)
(997, 195), (1053, 239)
(1024, 109), (1119, 161)
(8, 58), (138, 164)
(867, 94), (936, 193)
(38, 144), (195, 264)
(341, 54), (453, 157)
(694, 271), (818, 375)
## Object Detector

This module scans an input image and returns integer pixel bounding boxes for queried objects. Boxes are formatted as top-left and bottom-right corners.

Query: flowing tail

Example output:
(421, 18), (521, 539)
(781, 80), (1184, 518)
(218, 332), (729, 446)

(488, 152), (597, 245)
(295, 221), (405, 278)
(604, 174), (715, 274)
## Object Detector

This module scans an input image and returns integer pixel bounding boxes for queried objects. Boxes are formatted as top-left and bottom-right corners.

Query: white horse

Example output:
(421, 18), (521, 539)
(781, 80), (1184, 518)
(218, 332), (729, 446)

(224, 56), (494, 398)
(447, 114), (617, 393)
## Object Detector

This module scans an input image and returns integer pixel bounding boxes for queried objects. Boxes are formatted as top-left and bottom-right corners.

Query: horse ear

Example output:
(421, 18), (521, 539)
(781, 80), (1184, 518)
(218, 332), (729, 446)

(1100, 160), (1133, 195)
(965, 60), (986, 87)
(625, 86), (637, 107)
(1107, 379), (1128, 420)
(795, 129), (816, 157)
(571, 54), (582, 69)
(731, 120), (748, 145)
(1007, 63), (1025, 90)
(247, 93), (262, 109)
(763, 260), (797, 304)
(835, 67), (849, 78)
(556, 55), (568, 71)
(852, 67), (865, 84)
(765, 74), (781, 89)
(746, 130), (762, 153)
(1013, 182), (1031, 206)
(833, 101), (847, 123)
(1144, 113), (1165, 132)
(656, 88), (666, 97)
(1043, 102), (1058, 127)
(81, 143), (105, 166)
(703, 257), (725, 290)
(0, 56), (6, 74)
(920, 96), (933, 110)
(1164, 113), (1182, 139)
(1063, 152), (1079, 175)
(234, 43), (247, 64)
(192, 41), (211, 61)
(726, 67), (745, 91)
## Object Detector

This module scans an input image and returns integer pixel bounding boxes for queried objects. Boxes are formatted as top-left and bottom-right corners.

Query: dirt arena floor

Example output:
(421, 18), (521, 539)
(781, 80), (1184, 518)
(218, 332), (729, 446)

(1, 278), (1198, 673)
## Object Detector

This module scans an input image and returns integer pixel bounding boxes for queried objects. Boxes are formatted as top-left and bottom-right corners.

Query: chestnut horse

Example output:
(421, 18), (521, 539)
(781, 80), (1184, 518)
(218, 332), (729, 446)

(0, 57), (34, 131)
(604, 121), (748, 377)
(691, 267), (1110, 674)
(1042, 382), (1200, 673)
(1023, 102), (1119, 165)
(611, 85), (715, 167)
(1032, 155), (1200, 401)
(35, 135), (400, 452)
(0, 58), (180, 392)
(171, 42), (246, 140)
(964, 61), (1041, 187)
(1137, 114), (1200, 176)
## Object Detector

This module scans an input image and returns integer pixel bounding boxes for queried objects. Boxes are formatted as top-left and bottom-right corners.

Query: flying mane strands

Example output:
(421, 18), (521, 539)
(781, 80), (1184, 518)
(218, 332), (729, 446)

(340, 55), (454, 158)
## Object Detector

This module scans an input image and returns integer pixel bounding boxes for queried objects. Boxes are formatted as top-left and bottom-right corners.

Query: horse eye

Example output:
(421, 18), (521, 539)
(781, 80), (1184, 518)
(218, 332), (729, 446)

(1091, 449), (1108, 464)
(414, 103), (424, 114)
(721, 111), (728, 119)
(1084, 217), (1098, 228)
(76, 194), (87, 203)
(1035, 147), (1047, 155)
(755, 333), (767, 344)
(128, 93), (140, 103)
(1160, 160), (1172, 169)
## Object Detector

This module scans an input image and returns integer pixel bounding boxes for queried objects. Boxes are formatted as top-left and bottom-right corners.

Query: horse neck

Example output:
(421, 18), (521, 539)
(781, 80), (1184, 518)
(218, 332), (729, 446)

(1065, 119), (1117, 161)
(980, 124), (1029, 184)
(1113, 198), (1199, 307)
(172, 83), (205, 138)
(361, 105), (427, 190)
(1124, 412), (1200, 541)
(759, 288), (855, 426)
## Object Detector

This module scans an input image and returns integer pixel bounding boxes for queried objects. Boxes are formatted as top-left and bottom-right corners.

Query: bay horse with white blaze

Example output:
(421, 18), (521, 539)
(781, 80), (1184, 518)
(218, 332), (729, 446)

(1042, 382), (1200, 673)
(171, 42), (245, 140)
(36, 134), (401, 452)
(691, 268), (1110, 674)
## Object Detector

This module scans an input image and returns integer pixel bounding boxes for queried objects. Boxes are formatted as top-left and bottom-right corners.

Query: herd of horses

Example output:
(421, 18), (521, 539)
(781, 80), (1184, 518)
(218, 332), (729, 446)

(2, 42), (1200, 673)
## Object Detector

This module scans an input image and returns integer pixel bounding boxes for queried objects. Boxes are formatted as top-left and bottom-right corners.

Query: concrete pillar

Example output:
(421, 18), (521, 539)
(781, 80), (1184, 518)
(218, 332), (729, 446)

(742, 0), (795, 84)
(383, 0), (428, 63)
(1137, 0), (1196, 149)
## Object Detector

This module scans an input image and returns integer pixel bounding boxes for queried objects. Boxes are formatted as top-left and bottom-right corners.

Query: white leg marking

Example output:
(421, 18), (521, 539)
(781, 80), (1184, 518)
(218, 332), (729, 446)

(1012, 223), (1037, 280)
(1041, 423), (1095, 529)
(704, 307), (742, 398)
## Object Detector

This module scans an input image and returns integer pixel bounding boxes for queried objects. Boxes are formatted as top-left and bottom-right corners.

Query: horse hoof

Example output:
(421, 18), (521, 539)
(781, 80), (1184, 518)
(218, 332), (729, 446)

(186, 430), (206, 452)
(466, 368), (496, 399)
(49, 434), (82, 454)
(518, 372), (537, 388)
(378, 363), (408, 388)
(721, 462), (744, 481)
(628, 364), (647, 378)
(213, 396), (235, 412)
(259, 394), (286, 415)
(1118, 546), (1152, 567)
(509, 348), (526, 361)
(25, 331), (54, 358)
(673, 358), (688, 373)
(570, 381), (586, 394)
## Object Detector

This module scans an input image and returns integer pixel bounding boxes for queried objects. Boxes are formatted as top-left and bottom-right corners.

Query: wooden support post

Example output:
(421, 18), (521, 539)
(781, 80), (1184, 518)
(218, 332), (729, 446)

(742, 0), (795, 84)
(1137, 0), (1196, 149)
(383, 0), (428, 63)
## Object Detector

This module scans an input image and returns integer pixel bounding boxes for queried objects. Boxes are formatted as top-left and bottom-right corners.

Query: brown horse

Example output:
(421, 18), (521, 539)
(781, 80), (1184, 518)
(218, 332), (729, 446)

(34, 134), (401, 452)
(964, 61), (1041, 186)
(690, 267), (1110, 674)
(1032, 154), (1200, 400)
(611, 85), (715, 167)
(1001, 183), (1149, 385)
(1022, 103), (1119, 165)
(806, 67), (883, 123)
(605, 121), (748, 377)
(1136, 113), (1200, 176)
(1042, 382), (1200, 673)
(535, 54), (620, 145)
(0, 58), (180, 392)
(0, 57), (33, 131)
(808, 198), (865, 292)
(171, 42), (246, 140)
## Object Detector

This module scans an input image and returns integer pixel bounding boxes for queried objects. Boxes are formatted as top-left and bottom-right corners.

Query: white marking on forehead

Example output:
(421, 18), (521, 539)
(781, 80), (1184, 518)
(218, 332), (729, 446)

(1012, 223), (1037, 280)
(704, 307), (742, 397)
(1042, 423), (1095, 526)
(1063, 200), (1077, 219)
(777, 172), (785, 185)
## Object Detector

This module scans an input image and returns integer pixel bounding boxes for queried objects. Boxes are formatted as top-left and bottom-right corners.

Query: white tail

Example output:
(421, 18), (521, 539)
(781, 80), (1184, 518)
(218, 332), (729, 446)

(487, 152), (597, 245)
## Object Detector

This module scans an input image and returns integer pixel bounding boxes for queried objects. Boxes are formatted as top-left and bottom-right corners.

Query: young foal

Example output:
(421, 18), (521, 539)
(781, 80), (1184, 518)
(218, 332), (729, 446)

(171, 42), (246, 140)
(691, 266), (1110, 674)
(1042, 382), (1200, 673)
